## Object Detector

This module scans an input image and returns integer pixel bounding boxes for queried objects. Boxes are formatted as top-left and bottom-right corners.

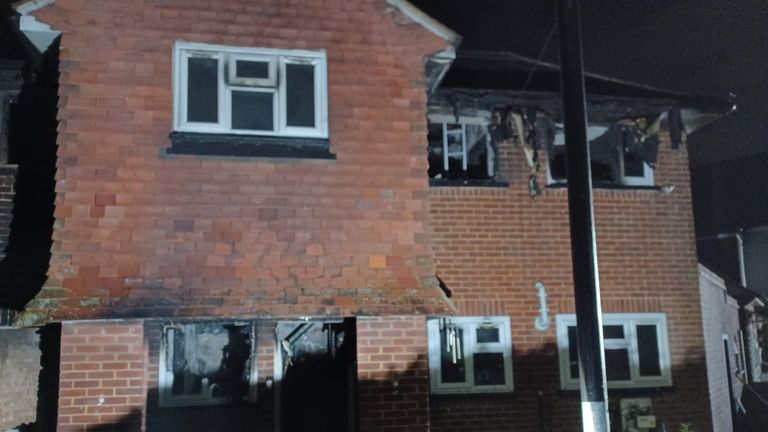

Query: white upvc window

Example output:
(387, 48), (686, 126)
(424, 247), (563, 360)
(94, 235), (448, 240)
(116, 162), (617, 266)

(556, 313), (672, 390)
(426, 119), (496, 181)
(547, 124), (654, 187)
(159, 322), (257, 407)
(173, 41), (328, 138)
(427, 316), (513, 394)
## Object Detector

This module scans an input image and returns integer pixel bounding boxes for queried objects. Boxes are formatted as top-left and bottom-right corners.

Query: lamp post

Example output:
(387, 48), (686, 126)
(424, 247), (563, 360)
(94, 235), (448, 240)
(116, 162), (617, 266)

(556, 0), (611, 431)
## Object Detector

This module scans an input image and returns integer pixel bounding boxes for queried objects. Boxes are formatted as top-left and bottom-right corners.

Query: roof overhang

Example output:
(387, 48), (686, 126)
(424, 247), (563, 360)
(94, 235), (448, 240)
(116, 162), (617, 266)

(386, 0), (461, 94)
(387, 0), (460, 46)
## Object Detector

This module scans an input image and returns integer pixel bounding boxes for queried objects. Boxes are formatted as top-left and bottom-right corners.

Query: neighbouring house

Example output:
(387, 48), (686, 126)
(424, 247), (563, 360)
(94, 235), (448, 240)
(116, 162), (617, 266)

(3, 1), (737, 431)
(697, 228), (768, 431)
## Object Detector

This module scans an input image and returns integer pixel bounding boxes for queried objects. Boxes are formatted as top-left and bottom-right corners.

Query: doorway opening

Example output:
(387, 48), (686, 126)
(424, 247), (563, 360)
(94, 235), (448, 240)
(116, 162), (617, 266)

(274, 318), (357, 432)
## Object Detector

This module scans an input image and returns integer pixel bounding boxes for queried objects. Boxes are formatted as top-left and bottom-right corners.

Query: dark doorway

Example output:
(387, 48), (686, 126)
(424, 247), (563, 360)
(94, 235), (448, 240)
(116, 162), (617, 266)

(276, 318), (357, 432)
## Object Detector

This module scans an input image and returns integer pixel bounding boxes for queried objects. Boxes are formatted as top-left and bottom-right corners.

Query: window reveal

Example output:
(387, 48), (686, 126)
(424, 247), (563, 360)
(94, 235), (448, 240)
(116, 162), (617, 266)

(547, 122), (656, 186)
(557, 313), (671, 389)
(159, 322), (256, 407)
(174, 41), (328, 138)
(427, 316), (513, 394)
(428, 122), (496, 181)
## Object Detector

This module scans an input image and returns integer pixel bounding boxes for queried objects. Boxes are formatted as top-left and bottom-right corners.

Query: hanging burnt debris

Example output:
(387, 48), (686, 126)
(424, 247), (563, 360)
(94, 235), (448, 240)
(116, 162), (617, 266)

(426, 87), (733, 195)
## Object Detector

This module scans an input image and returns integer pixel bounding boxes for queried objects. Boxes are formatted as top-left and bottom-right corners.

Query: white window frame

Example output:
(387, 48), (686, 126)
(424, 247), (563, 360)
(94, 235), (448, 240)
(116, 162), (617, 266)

(618, 147), (654, 186)
(546, 124), (654, 187)
(173, 41), (328, 138)
(556, 313), (672, 390)
(158, 322), (258, 407)
(427, 118), (496, 180)
(427, 316), (513, 394)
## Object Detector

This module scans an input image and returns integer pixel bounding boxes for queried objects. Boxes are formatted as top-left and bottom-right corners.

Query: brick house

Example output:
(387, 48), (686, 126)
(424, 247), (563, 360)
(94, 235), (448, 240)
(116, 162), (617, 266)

(5, 0), (734, 431)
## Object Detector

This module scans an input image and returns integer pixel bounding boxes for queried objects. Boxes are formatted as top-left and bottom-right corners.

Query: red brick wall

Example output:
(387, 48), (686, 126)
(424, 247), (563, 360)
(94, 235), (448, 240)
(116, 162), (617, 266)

(58, 320), (147, 432)
(0, 165), (15, 258)
(23, 0), (453, 322)
(357, 316), (430, 432)
(428, 136), (712, 431)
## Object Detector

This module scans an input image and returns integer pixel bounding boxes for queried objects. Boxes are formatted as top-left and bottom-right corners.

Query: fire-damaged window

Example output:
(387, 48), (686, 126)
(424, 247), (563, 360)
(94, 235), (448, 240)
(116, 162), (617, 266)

(173, 41), (328, 138)
(427, 122), (496, 182)
(556, 313), (672, 390)
(427, 316), (513, 394)
(547, 123), (654, 187)
(159, 322), (257, 407)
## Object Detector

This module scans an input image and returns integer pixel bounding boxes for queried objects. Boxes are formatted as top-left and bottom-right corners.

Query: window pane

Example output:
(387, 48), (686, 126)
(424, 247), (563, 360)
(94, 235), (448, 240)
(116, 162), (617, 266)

(605, 348), (631, 381)
(477, 326), (500, 343)
(603, 325), (624, 339)
(440, 328), (466, 383)
(187, 57), (219, 123)
(232, 91), (274, 131)
(286, 63), (315, 127)
(568, 326), (579, 378)
(473, 353), (506, 385)
(236, 60), (269, 79)
(549, 149), (567, 181)
(170, 328), (203, 395)
(637, 325), (662, 376)
(624, 150), (646, 177)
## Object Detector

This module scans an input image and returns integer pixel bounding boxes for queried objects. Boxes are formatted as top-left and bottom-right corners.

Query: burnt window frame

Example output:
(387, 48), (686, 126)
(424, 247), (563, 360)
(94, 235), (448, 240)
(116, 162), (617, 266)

(556, 313), (672, 390)
(158, 321), (258, 407)
(427, 316), (514, 394)
(546, 124), (654, 187)
(427, 117), (498, 184)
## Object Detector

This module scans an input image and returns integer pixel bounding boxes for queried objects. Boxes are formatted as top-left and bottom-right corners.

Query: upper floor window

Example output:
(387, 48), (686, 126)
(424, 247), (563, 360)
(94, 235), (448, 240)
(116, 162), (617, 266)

(173, 41), (328, 139)
(427, 121), (496, 182)
(556, 313), (671, 390)
(427, 316), (513, 394)
(547, 124), (654, 187)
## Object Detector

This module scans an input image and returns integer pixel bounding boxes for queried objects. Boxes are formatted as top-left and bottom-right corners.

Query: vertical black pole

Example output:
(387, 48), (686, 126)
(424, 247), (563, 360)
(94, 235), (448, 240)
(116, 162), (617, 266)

(556, 1), (610, 431)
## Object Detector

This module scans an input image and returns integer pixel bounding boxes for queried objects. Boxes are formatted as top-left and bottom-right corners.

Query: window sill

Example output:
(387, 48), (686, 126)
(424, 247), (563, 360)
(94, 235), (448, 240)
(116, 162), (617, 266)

(429, 178), (509, 188)
(167, 132), (335, 160)
(546, 182), (657, 191)
(431, 389), (515, 398)
(557, 385), (674, 397)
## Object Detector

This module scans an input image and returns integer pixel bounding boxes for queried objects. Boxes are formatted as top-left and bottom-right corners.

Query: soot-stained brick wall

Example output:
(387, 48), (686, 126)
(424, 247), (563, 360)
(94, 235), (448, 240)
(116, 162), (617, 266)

(24, 0), (453, 321)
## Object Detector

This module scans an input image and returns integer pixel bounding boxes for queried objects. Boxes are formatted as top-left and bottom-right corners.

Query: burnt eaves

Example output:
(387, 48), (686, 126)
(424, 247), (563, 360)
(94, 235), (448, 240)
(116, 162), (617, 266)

(430, 50), (734, 128)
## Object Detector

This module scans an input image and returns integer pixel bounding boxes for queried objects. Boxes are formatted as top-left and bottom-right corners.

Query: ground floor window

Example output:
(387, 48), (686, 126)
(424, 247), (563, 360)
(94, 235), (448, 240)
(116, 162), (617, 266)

(427, 316), (513, 394)
(556, 313), (672, 389)
(159, 321), (257, 407)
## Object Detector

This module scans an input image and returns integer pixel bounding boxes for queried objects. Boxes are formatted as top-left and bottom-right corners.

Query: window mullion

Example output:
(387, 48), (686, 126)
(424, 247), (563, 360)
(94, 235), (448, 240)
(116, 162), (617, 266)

(278, 56), (287, 133)
(461, 124), (468, 171)
(464, 322), (475, 388)
(626, 321), (641, 383)
(222, 54), (231, 132)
